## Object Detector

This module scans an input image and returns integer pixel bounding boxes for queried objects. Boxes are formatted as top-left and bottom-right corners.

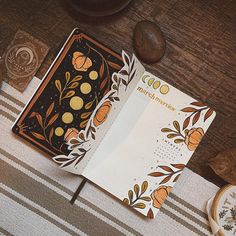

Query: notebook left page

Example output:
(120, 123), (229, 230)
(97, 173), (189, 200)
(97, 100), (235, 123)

(53, 52), (145, 174)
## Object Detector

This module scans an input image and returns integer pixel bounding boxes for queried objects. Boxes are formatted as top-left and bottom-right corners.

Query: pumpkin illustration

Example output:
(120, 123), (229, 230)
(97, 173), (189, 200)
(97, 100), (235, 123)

(72, 51), (92, 72)
(93, 101), (112, 127)
(185, 127), (204, 151)
(151, 186), (172, 208)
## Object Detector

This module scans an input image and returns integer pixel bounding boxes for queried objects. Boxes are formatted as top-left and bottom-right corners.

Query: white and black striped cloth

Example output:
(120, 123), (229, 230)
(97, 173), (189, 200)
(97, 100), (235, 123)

(0, 78), (217, 236)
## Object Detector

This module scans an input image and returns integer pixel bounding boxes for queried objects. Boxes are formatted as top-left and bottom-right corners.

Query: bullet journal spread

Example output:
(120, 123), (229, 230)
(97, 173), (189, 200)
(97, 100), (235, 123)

(13, 29), (216, 218)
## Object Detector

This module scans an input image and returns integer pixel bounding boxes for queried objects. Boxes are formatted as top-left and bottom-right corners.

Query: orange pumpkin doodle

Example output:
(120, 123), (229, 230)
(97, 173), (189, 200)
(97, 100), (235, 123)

(151, 186), (172, 208)
(185, 127), (204, 151)
(93, 101), (112, 127)
(72, 51), (92, 72)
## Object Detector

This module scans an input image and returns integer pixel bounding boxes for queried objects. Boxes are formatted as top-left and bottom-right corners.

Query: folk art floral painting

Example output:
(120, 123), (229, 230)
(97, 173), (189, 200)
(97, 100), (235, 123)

(13, 28), (216, 218)
(12, 28), (123, 156)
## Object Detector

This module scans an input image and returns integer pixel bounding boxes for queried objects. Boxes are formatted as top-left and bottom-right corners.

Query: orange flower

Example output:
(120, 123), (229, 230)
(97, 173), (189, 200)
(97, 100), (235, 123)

(151, 186), (172, 209)
(185, 127), (204, 151)
(93, 101), (112, 127)
(72, 51), (92, 72)
(64, 128), (79, 142)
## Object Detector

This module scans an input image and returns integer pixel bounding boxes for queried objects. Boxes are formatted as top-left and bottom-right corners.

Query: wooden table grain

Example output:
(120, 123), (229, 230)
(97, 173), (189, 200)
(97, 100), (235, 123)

(0, 0), (235, 187)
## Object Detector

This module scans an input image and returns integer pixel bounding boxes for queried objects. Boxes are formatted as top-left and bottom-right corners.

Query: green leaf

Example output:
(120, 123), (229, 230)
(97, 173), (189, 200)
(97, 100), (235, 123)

(63, 90), (75, 99)
(159, 166), (173, 172)
(46, 102), (54, 118)
(134, 184), (139, 198)
(161, 128), (173, 133)
(119, 70), (128, 76)
(29, 112), (37, 118)
(132, 203), (146, 209)
(204, 108), (214, 122)
(80, 119), (89, 129)
(192, 111), (201, 125)
(65, 72), (70, 82)
(121, 79), (127, 86)
(140, 196), (151, 202)
(68, 82), (79, 89)
(173, 174), (180, 182)
(79, 133), (85, 141)
(174, 139), (185, 143)
(80, 112), (92, 119)
(55, 80), (61, 92)
(171, 164), (185, 169)
(35, 113), (43, 127)
(47, 113), (59, 126)
(173, 121), (180, 132)
(71, 75), (82, 82)
(141, 181), (148, 194)
(70, 139), (80, 144)
(160, 175), (171, 184)
(49, 127), (54, 143)
(184, 129), (189, 136)
(148, 172), (166, 177)
(107, 60), (122, 70)
(181, 107), (197, 112)
(123, 53), (130, 66)
(183, 116), (191, 130)
(128, 190), (133, 202)
(123, 198), (129, 205)
(99, 61), (104, 78)
(167, 133), (179, 139)
(31, 132), (45, 141)
(191, 101), (205, 107)
(85, 100), (94, 110)
(100, 77), (108, 90)
(147, 208), (154, 219)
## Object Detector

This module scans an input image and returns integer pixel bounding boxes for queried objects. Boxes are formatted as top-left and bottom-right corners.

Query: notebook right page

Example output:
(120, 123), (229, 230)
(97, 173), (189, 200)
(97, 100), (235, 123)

(82, 71), (216, 218)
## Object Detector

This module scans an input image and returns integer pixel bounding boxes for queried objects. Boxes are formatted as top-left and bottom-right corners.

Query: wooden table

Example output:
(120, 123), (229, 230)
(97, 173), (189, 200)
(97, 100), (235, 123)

(0, 0), (235, 187)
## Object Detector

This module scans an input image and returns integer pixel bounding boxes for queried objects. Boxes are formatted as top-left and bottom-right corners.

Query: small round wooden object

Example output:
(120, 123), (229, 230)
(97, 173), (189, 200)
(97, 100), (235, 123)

(133, 20), (166, 64)
(211, 184), (236, 236)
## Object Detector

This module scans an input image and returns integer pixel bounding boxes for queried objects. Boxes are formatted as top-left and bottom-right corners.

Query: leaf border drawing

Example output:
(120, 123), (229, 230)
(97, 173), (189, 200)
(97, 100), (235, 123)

(148, 163), (185, 184)
(55, 72), (81, 105)
(80, 93), (99, 129)
(29, 102), (64, 154)
(161, 101), (215, 148)
(86, 43), (122, 96)
(181, 101), (214, 130)
(53, 147), (90, 168)
(161, 120), (186, 144)
(123, 181), (151, 209)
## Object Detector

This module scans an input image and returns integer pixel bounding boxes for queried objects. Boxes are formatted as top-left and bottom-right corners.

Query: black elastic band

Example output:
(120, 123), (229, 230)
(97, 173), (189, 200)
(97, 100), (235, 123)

(70, 178), (87, 204)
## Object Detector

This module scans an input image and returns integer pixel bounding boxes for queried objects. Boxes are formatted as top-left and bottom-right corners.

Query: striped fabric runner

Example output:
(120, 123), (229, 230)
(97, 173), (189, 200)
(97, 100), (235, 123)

(0, 78), (218, 236)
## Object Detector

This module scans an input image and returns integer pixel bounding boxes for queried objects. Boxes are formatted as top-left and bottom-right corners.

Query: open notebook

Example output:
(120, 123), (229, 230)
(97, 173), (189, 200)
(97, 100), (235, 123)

(13, 28), (216, 218)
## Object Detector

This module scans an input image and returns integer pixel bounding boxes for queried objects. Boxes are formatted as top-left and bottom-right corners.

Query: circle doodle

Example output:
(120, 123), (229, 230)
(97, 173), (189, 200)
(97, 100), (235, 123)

(4, 44), (38, 78)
